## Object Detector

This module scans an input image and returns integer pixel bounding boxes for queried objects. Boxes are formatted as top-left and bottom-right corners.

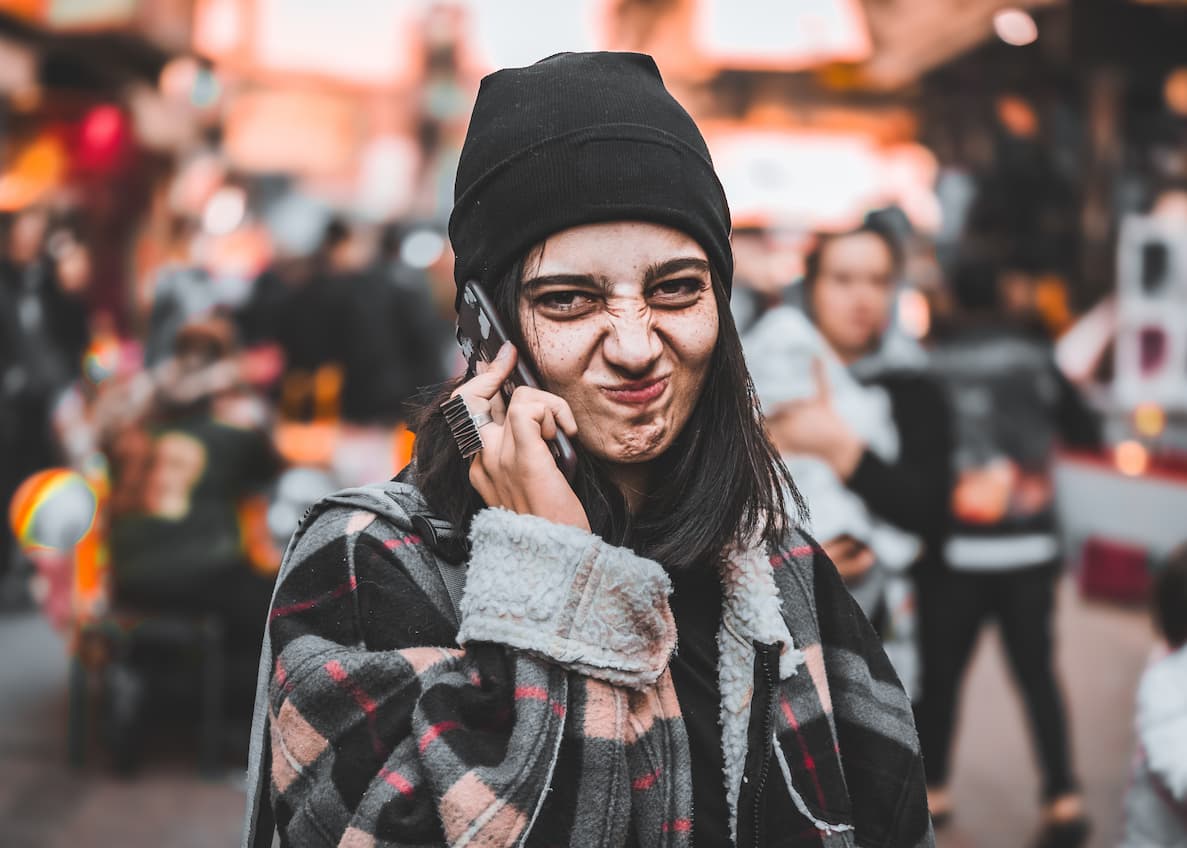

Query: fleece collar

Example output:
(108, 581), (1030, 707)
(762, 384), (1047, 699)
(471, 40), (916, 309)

(716, 542), (804, 841)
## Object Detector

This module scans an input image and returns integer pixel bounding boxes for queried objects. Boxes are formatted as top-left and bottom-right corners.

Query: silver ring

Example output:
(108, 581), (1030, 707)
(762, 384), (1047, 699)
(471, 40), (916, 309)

(471, 411), (494, 429)
(441, 395), (484, 460)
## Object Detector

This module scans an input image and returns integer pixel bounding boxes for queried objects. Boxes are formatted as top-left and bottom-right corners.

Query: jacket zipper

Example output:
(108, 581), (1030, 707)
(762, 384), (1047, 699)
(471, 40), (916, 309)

(518, 673), (569, 847)
(751, 643), (779, 848)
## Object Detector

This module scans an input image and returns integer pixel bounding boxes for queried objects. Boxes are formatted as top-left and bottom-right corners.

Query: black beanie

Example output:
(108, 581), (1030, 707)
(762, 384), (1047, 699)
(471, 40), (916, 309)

(449, 52), (732, 302)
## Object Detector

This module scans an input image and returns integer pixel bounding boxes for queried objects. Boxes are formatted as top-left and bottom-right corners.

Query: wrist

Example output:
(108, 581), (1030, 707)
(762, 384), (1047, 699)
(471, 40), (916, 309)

(830, 434), (865, 480)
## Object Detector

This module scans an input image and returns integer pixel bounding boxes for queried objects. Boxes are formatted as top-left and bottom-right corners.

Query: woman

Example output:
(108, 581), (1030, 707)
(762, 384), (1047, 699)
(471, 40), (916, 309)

(244, 52), (931, 848)
(755, 222), (954, 814)
(757, 221), (952, 618)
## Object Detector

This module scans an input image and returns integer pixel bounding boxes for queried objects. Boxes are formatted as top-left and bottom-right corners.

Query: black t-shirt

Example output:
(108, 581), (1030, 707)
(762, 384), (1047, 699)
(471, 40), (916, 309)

(667, 563), (730, 846)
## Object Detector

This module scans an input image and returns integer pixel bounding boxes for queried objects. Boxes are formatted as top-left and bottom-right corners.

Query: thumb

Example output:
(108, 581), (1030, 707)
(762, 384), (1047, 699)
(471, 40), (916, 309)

(811, 357), (832, 405)
(457, 342), (518, 402)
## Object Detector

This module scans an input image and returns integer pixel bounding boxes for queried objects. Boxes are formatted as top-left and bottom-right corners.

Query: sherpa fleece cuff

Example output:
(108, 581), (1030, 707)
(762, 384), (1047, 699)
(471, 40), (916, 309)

(456, 508), (676, 689)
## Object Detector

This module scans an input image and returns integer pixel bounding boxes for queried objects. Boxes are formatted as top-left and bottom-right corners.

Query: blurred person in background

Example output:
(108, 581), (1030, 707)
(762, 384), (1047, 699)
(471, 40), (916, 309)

(333, 222), (449, 425)
(922, 250), (1100, 847)
(376, 220), (457, 382)
(729, 225), (797, 335)
(142, 215), (215, 366)
(103, 315), (279, 702)
(1121, 543), (1187, 847)
(242, 217), (351, 420)
(0, 206), (91, 582)
(248, 52), (932, 848)
(751, 218), (953, 702)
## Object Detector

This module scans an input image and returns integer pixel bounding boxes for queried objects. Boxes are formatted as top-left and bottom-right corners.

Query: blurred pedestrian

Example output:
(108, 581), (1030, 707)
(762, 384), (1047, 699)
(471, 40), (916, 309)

(0, 207), (90, 581)
(332, 223), (450, 426)
(750, 218), (953, 700)
(246, 51), (932, 848)
(920, 250), (1100, 845)
(1121, 543), (1187, 847)
(105, 315), (279, 662)
(377, 221), (456, 382)
(142, 216), (219, 367)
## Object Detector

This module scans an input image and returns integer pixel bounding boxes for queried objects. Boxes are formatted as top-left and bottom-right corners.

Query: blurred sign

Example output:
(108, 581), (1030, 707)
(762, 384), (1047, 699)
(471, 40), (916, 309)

(695, 0), (871, 69)
(1114, 215), (1187, 411)
(710, 129), (880, 230)
(45, 0), (137, 27)
(459, 0), (599, 71)
(224, 88), (358, 176)
(707, 127), (939, 232)
(254, 0), (419, 86)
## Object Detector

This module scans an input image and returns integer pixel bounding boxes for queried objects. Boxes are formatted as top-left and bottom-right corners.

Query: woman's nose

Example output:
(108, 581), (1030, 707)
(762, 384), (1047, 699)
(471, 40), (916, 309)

(602, 312), (663, 375)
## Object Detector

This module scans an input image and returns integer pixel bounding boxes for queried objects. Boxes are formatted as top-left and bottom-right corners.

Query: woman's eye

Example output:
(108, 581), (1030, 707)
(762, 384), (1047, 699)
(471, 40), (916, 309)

(649, 278), (705, 303)
(535, 291), (597, 313)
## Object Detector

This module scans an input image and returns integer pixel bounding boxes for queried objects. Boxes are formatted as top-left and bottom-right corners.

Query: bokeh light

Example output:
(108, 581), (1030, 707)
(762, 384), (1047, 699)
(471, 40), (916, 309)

(202, 185), (248, 235)
(400, 228), (447, 269)
(1134, 403), (1166, 438)
(993, 8), (1039, 47)
(1114, 440), (1150, 477)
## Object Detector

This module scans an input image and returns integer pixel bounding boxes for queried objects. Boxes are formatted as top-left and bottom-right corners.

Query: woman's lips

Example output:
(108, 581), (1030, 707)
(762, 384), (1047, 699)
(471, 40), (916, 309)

(602, 376), (669, 405)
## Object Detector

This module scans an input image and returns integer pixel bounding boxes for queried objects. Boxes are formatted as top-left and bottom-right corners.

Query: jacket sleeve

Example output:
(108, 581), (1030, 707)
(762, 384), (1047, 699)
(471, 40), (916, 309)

(807, 541), (935, 848)
(267, 505), (675, 847)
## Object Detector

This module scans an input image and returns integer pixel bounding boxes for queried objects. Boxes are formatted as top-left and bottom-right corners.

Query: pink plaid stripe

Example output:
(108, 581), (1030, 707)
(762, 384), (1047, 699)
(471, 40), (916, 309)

(780, 695), (828, 810)
(271, 575), (358, 620)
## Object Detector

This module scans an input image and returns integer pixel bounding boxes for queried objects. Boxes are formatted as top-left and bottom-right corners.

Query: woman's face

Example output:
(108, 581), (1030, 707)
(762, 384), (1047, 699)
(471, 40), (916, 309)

(810, 232), (897, 363)
(518, 221), (719, 468)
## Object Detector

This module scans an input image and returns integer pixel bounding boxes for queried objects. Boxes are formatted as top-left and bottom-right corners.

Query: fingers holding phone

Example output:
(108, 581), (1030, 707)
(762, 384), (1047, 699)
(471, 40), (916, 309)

(451, 343), (588, 530)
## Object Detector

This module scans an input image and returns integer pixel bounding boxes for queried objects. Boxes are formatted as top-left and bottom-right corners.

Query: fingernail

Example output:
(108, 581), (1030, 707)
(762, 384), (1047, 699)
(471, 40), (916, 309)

(496, 342), (513, 360)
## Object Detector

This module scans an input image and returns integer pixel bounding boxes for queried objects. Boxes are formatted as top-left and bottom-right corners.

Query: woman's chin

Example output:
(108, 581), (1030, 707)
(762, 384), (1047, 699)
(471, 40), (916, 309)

(594, 426), (674, 465)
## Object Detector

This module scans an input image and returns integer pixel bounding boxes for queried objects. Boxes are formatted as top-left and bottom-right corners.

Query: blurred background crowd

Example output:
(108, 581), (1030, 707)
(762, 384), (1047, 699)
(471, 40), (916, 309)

(1, 1), (1186, 846)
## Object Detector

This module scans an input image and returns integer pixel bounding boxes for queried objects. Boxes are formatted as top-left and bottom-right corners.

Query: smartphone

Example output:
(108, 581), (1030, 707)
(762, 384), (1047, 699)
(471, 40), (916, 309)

(456, 279), (579, 481)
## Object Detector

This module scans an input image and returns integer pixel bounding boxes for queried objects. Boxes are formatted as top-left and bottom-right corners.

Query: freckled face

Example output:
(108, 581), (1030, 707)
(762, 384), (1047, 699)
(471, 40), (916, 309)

(518, 221), (719, 468)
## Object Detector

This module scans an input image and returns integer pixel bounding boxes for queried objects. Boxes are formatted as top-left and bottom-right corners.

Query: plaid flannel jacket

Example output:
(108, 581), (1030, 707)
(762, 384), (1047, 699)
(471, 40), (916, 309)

(260, 481), (932, 847)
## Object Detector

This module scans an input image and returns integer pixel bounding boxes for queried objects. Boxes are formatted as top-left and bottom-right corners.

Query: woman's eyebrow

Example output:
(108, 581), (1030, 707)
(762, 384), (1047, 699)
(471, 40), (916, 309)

(521, 273), (605, 293)
(644, 257), (711, 283)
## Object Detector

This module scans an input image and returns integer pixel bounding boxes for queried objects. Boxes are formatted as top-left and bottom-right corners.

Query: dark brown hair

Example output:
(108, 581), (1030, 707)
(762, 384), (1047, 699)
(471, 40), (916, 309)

(803, 218), (905, 293)
(411, 254), (804, 570)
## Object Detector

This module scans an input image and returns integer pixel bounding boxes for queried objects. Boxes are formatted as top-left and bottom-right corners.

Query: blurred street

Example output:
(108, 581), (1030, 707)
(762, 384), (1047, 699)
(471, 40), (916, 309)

(0, 577), (1154, 848)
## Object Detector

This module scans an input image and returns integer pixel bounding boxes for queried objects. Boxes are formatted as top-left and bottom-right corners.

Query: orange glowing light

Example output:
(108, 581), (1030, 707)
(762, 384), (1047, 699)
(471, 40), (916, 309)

(1114, 441), (1150, 477)
(1134, 403), (1166, 438)
(1165, 68), (1187, 117)
(0, 135), (66, 211)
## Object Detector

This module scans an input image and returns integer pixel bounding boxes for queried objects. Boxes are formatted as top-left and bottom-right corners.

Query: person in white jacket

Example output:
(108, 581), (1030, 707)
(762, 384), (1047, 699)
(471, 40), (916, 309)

(1123, 543), (1187, 847)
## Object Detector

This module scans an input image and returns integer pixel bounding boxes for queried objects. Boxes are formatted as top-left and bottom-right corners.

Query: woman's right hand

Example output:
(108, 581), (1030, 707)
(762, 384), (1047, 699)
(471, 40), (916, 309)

(451, 342), (590, 531)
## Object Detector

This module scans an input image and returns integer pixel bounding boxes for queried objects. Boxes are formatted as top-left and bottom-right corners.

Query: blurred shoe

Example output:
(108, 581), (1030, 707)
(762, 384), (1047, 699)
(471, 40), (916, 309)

(1032, 816), (1090, 848)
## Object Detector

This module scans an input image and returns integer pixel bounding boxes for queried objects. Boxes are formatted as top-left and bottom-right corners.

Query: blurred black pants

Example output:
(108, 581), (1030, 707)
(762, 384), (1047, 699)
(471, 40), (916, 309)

(914, 561), (1078, 801)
